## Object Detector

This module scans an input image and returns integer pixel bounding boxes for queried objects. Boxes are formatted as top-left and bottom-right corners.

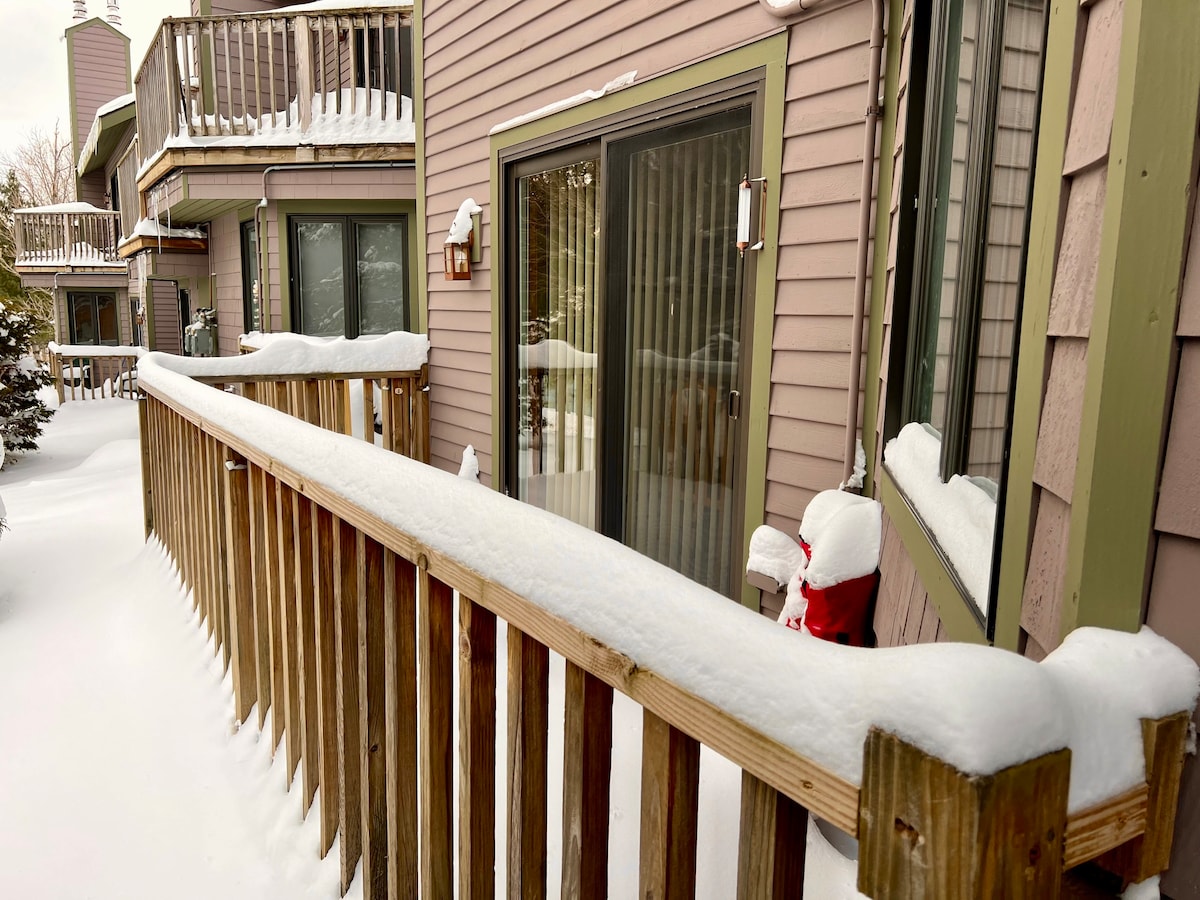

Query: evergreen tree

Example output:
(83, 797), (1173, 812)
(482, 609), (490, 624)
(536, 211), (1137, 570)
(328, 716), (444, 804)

(0, 299), (53, 453)
(0, 170), (54, 347)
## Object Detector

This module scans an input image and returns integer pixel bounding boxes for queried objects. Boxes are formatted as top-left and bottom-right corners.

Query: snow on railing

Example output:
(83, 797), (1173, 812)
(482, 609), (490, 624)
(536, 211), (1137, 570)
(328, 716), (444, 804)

(136, 344), (1199, 899)
(13, 207), (123, 267)
(134, 6), (414, 171)
(48, 343), (145, 404)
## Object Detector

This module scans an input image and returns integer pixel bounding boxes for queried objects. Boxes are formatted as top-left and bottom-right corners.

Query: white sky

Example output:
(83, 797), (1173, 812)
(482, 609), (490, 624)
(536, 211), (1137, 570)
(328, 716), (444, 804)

(0, 0), (190, 160)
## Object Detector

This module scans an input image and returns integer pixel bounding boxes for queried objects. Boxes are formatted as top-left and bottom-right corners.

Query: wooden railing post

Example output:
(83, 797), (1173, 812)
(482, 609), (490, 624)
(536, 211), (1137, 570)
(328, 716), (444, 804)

(639, 710), (700, 900)
(418, 563), (454, 897)
(1099, 711), (1193, 886)
(332, 516), (363, 895)
(222, 447), (257, 724)
(858, 727), (1070, 899)
(384, 549), (419, 895)
(736, 772), (807, 900)
(459, 595), (497, 900)
(294, 15), (313, 132)
(508, 626), (549, 900)
(357, 533), (388, 900)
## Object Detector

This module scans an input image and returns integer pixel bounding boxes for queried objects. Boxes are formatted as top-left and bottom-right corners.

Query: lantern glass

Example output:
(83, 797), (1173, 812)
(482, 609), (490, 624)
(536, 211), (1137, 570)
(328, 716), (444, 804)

(443, 236), (472, 280)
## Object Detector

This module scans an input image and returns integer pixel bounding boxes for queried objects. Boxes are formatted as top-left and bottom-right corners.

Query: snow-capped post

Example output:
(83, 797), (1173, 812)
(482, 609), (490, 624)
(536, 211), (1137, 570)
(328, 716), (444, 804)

(858, 728), (1071, 898)
(444, 198), (481, 280)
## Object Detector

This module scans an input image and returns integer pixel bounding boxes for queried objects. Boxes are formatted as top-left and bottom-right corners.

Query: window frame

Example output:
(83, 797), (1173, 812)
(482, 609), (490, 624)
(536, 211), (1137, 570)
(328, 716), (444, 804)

(67, 291), (120, 346)
(240, 219), (260, 334)
(287, 213), (410, 339)
(891, 0), (1051, 635)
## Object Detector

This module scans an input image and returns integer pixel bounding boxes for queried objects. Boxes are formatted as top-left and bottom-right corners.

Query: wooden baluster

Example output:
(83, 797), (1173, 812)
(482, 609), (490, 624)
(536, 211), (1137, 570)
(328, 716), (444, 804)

(251, 19), (262, 127)
(362, 379), (375, 444)
(333, 517), (363, 893)
(206, 21), (220, 132)
(357, 534), (388, 900)
(561, 662), (612, 900)
(294, 494), (319, 813)
(262, 474), (286, 751)
(266, 17), (277, 129)
(385, 550), (419, 897)
(236, 20), (247, 129)
(212, 435), (233, 670)
(639, 710), (700, 900)
(418, 564), (454, 897)
(222, 448), (257, 723)
(222, 20), (234, 133)
(312, 504), (340, 856)
(508, 626), (549, 900)
(460, 596), (497, 900)
(736, 773), (807, 900)
(138, 397), (154, 538)
(857, 727), (1069, 899)
(381, 377), (395, 453)
(295, 15), (313, 132)
(304, 378), (320, 426)
(276, 482), (302, 784)
(248, 464), (273, 729)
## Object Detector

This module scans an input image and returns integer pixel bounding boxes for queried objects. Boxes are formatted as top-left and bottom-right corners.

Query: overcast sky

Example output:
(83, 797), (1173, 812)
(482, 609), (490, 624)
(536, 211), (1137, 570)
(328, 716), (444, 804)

(0, 0), (190, 160)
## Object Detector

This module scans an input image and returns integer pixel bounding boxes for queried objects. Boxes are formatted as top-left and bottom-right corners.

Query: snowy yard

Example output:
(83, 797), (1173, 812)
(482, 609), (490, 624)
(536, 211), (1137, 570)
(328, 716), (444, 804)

(0, 397), (344, 899)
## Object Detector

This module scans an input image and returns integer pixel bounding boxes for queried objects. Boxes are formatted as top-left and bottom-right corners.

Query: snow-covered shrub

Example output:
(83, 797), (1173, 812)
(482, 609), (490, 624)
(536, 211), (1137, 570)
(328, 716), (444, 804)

(0, 300), (53, 453)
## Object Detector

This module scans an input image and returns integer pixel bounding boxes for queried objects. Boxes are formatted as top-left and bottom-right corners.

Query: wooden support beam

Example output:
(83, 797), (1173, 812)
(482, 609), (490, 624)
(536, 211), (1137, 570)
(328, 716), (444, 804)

(1099, 712), (1192, 885)
(418, 565), (454, 897)
(358, 533), (388, 900)
(858, 728), (1070, 899)
(508, 626), (549, 900)
(639, 710), (700, 900)
(459, 596), (497, 900)
(561, 662), (612, 900)
(384, 550), (418, 897)
(736, 771), (807, 900)
(333, 517), (362, 895)
(222, 448), (257, 724)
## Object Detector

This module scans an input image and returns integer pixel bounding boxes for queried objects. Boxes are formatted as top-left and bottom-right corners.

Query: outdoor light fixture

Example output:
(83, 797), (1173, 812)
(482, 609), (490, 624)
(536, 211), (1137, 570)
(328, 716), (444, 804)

(444, 198), (482, 281)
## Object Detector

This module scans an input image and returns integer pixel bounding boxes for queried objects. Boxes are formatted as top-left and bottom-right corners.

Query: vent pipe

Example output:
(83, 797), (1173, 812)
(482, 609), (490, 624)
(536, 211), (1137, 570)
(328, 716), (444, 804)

(106, 0), (120, 25)
(72, 0), (87, 21)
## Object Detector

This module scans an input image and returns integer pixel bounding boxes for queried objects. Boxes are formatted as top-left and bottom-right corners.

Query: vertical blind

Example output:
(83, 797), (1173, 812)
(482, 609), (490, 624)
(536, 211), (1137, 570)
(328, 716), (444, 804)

(620, 120), (748, 594)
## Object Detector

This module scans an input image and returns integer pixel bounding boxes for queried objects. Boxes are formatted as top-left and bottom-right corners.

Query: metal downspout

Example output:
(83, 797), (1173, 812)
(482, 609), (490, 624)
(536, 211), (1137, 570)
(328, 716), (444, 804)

(842, 0), (886, 486)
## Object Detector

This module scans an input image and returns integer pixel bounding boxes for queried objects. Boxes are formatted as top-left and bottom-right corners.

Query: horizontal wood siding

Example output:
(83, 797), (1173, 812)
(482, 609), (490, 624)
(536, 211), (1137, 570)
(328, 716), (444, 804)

(151, 278), (183, 355)
(210, 210), (247, 356)
(423, 0), (878, 515)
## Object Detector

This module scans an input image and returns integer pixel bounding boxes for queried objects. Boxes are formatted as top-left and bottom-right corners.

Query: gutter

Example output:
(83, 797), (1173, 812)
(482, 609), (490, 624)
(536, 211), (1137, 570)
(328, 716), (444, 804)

(255, 160), (416, 334)
(762, 0), (886, 487)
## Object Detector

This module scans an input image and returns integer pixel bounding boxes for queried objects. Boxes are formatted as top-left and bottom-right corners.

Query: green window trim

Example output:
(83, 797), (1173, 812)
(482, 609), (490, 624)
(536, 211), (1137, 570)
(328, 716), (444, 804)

(488, 34), (788, 609)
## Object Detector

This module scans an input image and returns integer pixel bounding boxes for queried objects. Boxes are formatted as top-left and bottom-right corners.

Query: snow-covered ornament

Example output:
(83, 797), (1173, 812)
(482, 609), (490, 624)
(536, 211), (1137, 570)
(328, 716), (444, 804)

(444, 198), (481, 281)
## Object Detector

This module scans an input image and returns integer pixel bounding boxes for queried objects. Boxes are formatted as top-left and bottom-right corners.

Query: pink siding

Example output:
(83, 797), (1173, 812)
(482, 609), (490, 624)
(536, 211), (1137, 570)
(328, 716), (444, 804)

(210, 211), (247, 356)
(423, 0), (879, 512)
(67, 22), (130, 169)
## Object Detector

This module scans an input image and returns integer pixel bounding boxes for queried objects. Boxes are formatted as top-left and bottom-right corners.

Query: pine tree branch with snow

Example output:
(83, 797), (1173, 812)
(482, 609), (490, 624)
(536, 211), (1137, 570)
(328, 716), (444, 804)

(0, 301), (54, 454)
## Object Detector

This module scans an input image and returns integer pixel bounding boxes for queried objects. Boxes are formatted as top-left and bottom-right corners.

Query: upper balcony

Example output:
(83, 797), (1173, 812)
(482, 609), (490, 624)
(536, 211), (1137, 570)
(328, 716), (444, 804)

(13, 204), (125, 274)
(134, 5), (415, 192)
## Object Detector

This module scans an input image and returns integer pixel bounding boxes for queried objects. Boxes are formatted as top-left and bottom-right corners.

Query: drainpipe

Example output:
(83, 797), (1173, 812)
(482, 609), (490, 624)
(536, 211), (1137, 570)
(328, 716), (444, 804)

(256, 160), (416, 334)
(761, 0), (886, 487)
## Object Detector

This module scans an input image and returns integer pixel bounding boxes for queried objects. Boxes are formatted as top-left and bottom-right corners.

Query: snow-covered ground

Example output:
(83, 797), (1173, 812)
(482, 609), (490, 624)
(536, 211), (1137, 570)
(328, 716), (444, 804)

(0, 397), (343, 899)
(0, 396), (865, 899)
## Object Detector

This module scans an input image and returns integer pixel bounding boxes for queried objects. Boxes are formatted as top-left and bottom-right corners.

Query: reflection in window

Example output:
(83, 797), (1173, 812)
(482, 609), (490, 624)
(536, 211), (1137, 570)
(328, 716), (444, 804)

(69, 292), (119, 345)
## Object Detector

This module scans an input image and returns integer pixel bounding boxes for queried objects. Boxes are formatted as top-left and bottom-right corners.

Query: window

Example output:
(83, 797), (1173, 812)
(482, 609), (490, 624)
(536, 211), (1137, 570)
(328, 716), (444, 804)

(505, 94), (758, 597)
(891, 0), (1049, 622)
(289, 215), (409, 338)
(68, 292), (119, 346)
(241, 220), (261, 333)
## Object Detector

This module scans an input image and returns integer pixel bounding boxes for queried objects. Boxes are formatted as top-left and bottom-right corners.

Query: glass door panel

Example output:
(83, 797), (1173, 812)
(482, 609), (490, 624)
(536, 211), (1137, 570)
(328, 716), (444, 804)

(514, 156), (601, 528)
(295, 220), (345, 336)
(613, 109), (751, 594)
(355, 220), (407, 334)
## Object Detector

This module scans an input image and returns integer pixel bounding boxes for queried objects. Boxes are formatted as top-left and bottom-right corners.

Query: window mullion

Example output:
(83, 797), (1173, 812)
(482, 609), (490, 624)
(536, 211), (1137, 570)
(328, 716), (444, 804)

(940, 0), (1008, 482)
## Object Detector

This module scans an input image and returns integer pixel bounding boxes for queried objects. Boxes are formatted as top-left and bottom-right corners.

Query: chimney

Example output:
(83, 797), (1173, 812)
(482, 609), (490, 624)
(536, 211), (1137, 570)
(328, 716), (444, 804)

(106, 1), (120, 25)
(72, 0), (87, 20)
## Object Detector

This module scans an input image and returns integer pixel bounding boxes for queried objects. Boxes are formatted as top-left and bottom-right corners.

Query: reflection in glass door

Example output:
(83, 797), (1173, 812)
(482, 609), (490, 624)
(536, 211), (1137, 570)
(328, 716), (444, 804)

(610, 109), (751, 594)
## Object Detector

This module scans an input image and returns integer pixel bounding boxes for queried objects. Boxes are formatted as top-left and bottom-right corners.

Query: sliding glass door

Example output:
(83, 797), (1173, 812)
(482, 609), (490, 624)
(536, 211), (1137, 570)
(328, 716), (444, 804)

(509, 103), (755, 597)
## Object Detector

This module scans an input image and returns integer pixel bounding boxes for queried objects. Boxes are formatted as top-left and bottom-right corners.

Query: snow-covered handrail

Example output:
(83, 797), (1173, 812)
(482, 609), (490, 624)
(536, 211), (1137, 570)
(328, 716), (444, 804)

(49, 344), (144, 403)
(136, 351), (1199, 898)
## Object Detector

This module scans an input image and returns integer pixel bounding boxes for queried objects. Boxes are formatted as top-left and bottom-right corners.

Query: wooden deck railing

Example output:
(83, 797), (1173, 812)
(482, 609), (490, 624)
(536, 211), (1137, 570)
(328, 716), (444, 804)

(49, 344), (144, 403)
(115, 139), (141, 243)
(14, 210), (122, 267)
(137, 355), (1194, 899)
(135, 7), (413, 167)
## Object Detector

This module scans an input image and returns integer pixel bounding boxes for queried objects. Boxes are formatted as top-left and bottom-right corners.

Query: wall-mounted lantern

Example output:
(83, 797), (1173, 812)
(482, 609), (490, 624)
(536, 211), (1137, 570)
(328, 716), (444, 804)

(444, 197), (482, 281)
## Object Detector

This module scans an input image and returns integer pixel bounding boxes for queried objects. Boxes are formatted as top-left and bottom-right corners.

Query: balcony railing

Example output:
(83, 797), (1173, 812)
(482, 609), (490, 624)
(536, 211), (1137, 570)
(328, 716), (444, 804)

(14, 208), (123, 267)
(136, 349), (1196, 899)
(135, 7), (414, 171)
